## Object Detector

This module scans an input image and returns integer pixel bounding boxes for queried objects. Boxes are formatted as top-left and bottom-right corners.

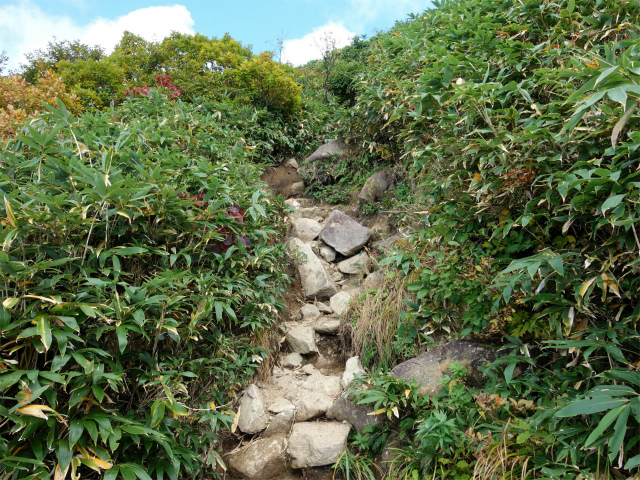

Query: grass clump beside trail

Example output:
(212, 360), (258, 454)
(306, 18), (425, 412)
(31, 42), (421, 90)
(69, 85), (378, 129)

(332, 0), (640, 478)
(0, 90), (291, 479)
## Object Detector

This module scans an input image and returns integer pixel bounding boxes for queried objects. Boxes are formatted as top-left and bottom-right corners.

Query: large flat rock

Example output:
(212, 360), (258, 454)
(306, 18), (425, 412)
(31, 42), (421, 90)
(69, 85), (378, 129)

(288, 422), (352, 469)
(327, 393), (385, 434)
(227, 435), (288, 479)
(304, 140), (348, 163)
(319, 211), (372, 257)
(390, 340), (496, 395)
(285, 324), (318, 354)
(289, 238), (338, 300)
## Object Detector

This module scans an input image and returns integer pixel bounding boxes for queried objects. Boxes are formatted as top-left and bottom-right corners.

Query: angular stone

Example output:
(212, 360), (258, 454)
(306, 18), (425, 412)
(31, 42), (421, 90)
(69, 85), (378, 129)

(300, 304), (321, 322)
(237, 384), (268, 434)
(289, 238), (338, 300)
(358, 170), (395, 203)
(293, 391), (335, 421)
(327, 393), (385, 433)
(282, 352), (303, 368)
(319, 211), (373, 257)
(227, 435), (288, 479)
(390, 340), (496, 396)
(329, 290), (355, 316)
(263, 410), (295, 439)
(300, 373), (342, 397)
(283, 158), (299, 169)
(301, 364), (318, 375)
(330, 271), (343, 282)
(317, 302), (333, 314)
(319, 245), (337, 262)
(299, 207), (325, 220)
(291, 218), (322, 242)
(314, 317), (340, 335)
(362, 270), (384, 290)
(342, 356), (366, 389)
(338, 251), (371, 275)
(304, 140), (348, 163)
(288, 422), (352, 469)
(268, 397), (296, 414)
(289, 181), (305, 197)
(285, 324), (318, 354)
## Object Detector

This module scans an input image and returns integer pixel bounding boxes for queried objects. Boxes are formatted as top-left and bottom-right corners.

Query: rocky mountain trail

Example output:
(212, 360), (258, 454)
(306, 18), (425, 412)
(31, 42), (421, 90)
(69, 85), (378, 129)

(221, 147), (494, 480)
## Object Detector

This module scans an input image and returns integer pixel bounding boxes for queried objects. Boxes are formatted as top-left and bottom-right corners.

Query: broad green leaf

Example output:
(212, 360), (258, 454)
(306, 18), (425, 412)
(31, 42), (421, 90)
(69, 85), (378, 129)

(601, 194), (626, 214)
(35, 318), (52, 351)
(584, 404), (626, 447)
(555, 397), (628, 417)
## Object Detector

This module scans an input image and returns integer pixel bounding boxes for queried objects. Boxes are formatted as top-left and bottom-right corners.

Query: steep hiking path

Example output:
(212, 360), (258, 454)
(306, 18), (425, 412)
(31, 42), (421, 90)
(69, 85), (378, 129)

(219, 149), (400, 480)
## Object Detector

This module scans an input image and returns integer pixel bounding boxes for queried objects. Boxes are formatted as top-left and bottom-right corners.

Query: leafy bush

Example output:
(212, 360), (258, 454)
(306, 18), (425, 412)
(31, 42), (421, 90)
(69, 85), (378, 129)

(0, 71), (82, 138)
(0, 91), (289, 478)
(341, 0), (640, 475)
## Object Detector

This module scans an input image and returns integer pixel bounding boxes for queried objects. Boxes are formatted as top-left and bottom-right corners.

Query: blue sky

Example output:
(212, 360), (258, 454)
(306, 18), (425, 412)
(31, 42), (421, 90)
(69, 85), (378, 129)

(0, 0), (432, 72)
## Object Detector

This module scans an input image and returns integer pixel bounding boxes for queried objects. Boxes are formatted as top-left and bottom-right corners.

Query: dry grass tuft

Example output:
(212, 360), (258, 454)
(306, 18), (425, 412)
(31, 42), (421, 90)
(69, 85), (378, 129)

(342, 270), (416, 369)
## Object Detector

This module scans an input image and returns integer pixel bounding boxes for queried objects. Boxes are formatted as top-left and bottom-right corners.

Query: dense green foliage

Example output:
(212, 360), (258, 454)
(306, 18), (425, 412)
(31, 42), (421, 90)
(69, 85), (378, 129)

(0, 92), (291, 479)
(334, 0), (640, 477)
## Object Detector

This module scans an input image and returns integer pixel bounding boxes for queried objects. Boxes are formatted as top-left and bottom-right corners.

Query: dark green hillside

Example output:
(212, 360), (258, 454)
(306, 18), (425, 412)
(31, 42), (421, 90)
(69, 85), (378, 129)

(328, 0), (640, 477)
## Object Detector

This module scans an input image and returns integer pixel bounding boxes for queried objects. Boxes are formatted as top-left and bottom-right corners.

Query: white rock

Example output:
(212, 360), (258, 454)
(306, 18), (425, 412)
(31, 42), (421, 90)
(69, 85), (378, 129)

(268, 397), (296, 414)
(285, 324), (318, 354)
(263, 410), (295, 439)
(320, 245), (337, 262)
(289, 238), (338, 300)
(293, 391), (335, 421)
(288, 422), (352, 469)
(330, 290), (355, 316)
(301, 364), (318, 375)
(282, 352), (303, 368)
(237, 384), (269, 434)
(285, 198), (300, 209)
(291, 218), (322, 242)
(314, 317), (341, 335)
(342, 356), (366, 389)
(300, 304), (321, 322)
(300, 373), (343, 397)
(338, 251), (371, 275)
(330, 271), (343, 282)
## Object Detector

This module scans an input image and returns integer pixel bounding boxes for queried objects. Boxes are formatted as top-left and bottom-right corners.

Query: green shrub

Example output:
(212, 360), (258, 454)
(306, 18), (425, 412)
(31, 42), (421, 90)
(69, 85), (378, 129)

(0, 92), (289, 478)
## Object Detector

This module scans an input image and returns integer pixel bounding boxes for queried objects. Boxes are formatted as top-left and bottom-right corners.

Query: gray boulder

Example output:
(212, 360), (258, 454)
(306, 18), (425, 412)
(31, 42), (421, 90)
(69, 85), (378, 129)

(317, 302), (333, 314)
(263, 410), (295, 439)
(304, 140), (348, 163)
(268, 397), (296, 414)
(227, 435), (288, 479)
(300, 304), (321, 322)
(390, 340), (496, 395)
(288, 422), (352, 469)
(327, 393), (385, 433)
(282, 352), (303, 368)
(285, 324), (318, 354)
(291, 218), (322, 242)
(358, 170), (395, 203)
(320, 245), (337, 263)
(319, 211), (373, 257)
(261, 165), (304, 199)
(237, 384), (269, 434)
(314, 317), (341, 335)
(293, 391), (335, 421)
(289, 238), (338, 300)
(338, 251), (371, 275)
(362, 270), (384, 290)
(329, 290), (355, 316)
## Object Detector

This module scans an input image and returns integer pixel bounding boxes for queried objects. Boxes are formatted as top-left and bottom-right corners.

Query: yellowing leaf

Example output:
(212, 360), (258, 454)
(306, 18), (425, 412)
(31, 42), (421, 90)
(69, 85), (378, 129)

(2, 297), (19, 308)
(54, 463), (70, 480)
(585, 58), (599, 68)
(391, 406), (399, 418)
(231, 405), (241, 433)
(600, 272), (621, 298)
(367, 408), (387, 416)
(405, 389), (411, 399)
(4, 196), (17, 228)
(17, 404), (57, 420)
(473, 173), (481, 181)
(578, 277), (596, 297)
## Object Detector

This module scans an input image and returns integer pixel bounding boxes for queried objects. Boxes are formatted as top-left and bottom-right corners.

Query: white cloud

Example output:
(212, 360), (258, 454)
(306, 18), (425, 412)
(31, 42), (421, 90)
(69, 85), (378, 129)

(0, 1), (195, 72)
(281, 22), (355, 67)
(344, 0), (429, 31)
